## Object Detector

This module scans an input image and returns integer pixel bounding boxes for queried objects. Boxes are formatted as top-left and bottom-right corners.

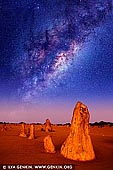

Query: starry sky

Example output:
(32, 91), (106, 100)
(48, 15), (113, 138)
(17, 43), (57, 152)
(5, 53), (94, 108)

(0, 0), (113, 123)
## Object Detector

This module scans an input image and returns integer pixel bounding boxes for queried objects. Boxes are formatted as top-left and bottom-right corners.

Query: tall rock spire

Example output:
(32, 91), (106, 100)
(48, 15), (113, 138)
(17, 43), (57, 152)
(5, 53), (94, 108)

(61, 101), (95, 161)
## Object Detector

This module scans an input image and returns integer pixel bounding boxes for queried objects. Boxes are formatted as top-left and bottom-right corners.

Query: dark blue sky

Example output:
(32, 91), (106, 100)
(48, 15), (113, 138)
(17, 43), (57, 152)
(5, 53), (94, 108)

(0, 0), (113, 123)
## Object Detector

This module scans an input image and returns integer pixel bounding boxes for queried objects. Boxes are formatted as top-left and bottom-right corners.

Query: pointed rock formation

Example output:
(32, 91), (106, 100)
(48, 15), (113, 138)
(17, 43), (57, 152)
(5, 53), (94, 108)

(44, 135), (56, 153)
(28, 124), (35, 139)
(45, 118), (52, 132)
(19, 123), (27, 137)
(61, 101), (95, 161)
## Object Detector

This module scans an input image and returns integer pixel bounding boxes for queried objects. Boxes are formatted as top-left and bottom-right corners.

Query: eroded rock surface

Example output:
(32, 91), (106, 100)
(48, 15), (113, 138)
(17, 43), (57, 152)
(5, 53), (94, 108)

(45, 119), (52, 132)
(61, 101), (95, 161)
(44, 135), (56, 153)
(28, 124), (35, 139)
(19, 123), (27, 137)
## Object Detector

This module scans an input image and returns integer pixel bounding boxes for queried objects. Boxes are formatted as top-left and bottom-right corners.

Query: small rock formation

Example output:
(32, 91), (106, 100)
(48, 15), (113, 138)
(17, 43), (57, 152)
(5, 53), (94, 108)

(45, 119), (52, 132)
(61, 101), (95, 161)
(44, 135), (56, 153)
(19, 123), (27, 137)
(28, 124), (35, 139)
(1, 124), (7, 131)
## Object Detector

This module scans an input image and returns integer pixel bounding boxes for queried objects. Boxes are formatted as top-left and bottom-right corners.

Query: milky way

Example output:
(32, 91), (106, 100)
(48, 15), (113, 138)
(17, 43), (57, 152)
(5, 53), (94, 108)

(1, 0), (113, 123)
(11, 0), (112, 102)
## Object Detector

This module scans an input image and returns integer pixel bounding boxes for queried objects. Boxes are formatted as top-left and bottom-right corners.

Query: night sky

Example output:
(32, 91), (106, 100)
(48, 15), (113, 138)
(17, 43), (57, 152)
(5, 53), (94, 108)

(0, 0), (113, 123)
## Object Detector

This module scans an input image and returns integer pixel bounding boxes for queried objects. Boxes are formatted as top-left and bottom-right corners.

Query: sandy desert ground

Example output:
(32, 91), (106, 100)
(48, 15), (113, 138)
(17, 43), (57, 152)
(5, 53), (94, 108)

(0, 124), (113, 170)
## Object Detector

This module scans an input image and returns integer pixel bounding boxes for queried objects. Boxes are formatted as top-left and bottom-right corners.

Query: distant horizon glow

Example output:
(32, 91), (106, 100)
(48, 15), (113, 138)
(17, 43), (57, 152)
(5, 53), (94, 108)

(0, 98), (113, 123)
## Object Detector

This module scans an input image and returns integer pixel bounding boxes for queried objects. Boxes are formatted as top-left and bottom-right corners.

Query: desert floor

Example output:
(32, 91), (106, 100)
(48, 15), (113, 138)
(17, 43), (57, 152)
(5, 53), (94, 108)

(0, 124), (113, 170)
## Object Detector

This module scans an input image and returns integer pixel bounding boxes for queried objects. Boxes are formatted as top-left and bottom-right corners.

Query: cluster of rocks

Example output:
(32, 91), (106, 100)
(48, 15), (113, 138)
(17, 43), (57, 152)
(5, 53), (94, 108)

(43, 101), (95, 161)
(19, 123), (35, 139)
(1, 124), (7, 131)
(45, 119), (52, 132)
(19, 101), (95, 161)
(19, 118), (52, 139)
(40, 119), (53, 132)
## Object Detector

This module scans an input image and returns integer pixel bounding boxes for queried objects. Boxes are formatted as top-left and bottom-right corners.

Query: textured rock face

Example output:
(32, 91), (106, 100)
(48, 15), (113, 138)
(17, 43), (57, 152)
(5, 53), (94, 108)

(45, 119), (52, 132)
(28, 124), (35, 139)
(19, 123), (27, 137)
(61, 101), (95, 161)
(44, 135), (56, 153)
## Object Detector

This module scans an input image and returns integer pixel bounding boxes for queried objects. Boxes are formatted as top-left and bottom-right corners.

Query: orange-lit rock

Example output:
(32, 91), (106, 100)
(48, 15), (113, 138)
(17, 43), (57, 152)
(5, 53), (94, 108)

(45, 119), (52, 132)
(28, 124), (35, 139)
(19, 123), (27, 137)
(61, 101), (95, 161)
(44, 135), (56, 153)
